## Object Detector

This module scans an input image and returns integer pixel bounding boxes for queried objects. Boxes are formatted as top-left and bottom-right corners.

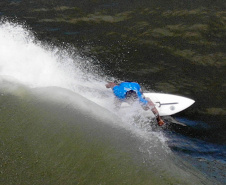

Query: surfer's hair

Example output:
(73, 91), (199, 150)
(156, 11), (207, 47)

(125, 90), (138, 100)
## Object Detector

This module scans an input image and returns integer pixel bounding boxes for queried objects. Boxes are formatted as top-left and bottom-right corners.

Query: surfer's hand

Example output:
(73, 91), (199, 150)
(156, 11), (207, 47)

(158, 119), (164, 126)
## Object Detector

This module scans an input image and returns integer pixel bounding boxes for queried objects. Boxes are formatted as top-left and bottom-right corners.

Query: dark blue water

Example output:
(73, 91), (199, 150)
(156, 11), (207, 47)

(164, 117), (226, 184)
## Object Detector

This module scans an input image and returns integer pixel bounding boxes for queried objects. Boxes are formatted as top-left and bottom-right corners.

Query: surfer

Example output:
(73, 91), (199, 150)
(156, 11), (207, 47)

(106, 81), (164, 126)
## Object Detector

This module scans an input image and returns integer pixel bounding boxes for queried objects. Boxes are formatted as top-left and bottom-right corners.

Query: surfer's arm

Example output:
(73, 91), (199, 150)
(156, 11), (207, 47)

(105, 82), (117, 89)
(145, 98), (164, 126)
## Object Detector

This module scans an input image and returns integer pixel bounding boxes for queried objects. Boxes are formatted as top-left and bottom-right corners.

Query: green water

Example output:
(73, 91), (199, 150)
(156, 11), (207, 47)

(0, 92), (153, 184)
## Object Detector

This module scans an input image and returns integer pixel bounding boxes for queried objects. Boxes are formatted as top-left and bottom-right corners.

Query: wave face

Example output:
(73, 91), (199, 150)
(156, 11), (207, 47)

(0, 21), (218, 184)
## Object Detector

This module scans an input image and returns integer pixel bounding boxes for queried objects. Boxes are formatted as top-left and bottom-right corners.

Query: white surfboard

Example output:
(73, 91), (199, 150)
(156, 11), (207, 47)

(121, 93), (195, 116)
(143, 93), (195, 116)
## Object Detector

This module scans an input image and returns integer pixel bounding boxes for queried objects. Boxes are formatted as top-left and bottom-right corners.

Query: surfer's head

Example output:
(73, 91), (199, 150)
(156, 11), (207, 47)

(125, 90), (138, 102)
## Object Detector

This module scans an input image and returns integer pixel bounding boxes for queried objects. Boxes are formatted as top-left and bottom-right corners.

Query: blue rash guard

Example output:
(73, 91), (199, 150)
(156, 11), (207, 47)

(112, 82), (148, 105)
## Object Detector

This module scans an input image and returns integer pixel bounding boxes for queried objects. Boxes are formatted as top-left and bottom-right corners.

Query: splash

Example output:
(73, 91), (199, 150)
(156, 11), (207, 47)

(0, 21), (113, 105)
(0, 21), (100, 89)
(0, 20), (166, 144)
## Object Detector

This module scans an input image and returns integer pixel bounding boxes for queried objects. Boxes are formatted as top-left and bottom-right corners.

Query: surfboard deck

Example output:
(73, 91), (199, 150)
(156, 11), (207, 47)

(121, 93), (195, 116)
(143, 93), (195, 116)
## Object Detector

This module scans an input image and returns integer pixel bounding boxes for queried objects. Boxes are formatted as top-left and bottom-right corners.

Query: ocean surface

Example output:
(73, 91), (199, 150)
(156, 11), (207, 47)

(0, 0), (225, 184)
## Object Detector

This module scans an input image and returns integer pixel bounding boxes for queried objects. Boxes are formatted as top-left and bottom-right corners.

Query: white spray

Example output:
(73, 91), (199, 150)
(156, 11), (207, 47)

(0, 21), (111, 102)
(0, 21), (168, 146)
